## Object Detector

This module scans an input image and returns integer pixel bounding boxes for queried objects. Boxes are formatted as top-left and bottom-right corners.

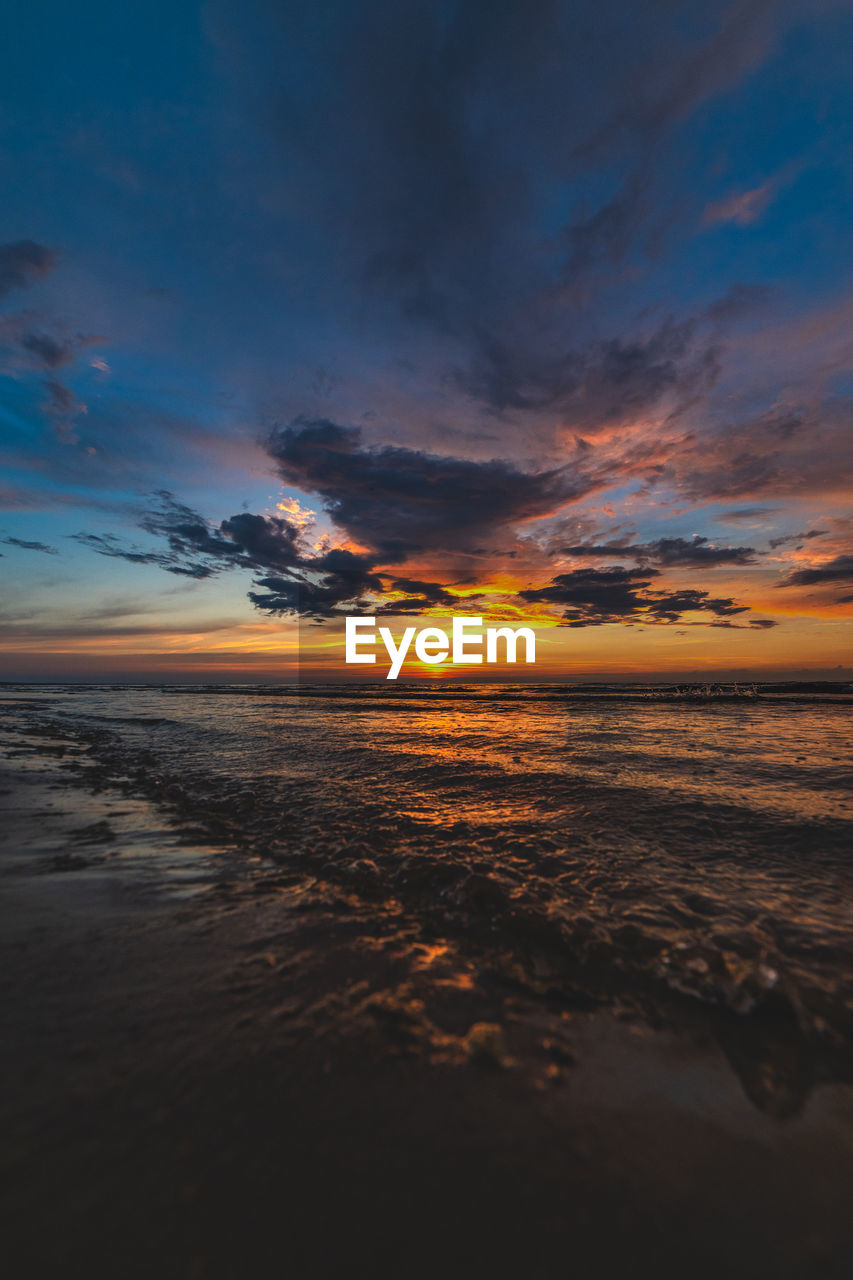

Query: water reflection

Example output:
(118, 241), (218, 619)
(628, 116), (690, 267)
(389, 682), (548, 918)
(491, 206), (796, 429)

(3, 682), (853, 1114)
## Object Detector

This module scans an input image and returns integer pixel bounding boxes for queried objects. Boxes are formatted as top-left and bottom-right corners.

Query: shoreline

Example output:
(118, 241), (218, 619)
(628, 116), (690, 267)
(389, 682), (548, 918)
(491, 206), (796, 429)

(3, 678), (853, 707)
(3, 710), (853, 1276)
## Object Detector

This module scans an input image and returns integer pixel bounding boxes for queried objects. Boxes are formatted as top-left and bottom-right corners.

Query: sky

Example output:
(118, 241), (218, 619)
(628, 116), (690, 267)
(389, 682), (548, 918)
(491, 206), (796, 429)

(1, 0), (852, 681)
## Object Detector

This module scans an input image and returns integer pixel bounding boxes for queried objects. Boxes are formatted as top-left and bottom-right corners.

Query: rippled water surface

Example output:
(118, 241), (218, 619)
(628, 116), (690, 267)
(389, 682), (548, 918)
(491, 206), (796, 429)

(4, 682), (853, 1077)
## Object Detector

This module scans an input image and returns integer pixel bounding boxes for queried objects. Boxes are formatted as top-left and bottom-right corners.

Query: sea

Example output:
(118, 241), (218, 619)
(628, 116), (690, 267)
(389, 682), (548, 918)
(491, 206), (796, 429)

(3, 680), (852, 1113)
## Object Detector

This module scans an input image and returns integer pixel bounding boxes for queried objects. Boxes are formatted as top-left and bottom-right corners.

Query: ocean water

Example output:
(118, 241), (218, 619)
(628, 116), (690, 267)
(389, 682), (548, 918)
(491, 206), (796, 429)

(3, 681), (853, 1107)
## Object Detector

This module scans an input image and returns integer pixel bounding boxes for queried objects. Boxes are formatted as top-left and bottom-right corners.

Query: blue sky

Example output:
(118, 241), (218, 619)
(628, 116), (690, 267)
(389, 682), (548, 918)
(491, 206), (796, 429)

(2, 0), (853, 678)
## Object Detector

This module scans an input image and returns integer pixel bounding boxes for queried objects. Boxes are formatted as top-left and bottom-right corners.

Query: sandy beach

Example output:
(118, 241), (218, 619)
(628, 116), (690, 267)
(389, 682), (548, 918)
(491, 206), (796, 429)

(2, 690), (853, 1278)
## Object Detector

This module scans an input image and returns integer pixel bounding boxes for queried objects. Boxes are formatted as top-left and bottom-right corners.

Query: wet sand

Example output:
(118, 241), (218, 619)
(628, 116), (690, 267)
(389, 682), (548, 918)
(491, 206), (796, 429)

(3, 717), (853, 1278)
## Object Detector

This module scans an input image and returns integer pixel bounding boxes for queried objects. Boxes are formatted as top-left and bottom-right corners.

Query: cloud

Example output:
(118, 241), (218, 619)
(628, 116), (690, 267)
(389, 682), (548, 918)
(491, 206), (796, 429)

(388, 578), (459, 604)
(5, 2), (851, 670)
(520, 565), (751, 626)
(74, 480), (783, 629)
(455, 315), (721, 422)
(702, 178), (778, 227)
(664, 399), (853, 502)
(778, 555), (853, 587)
(370, 576), (474, 615)
(217, 512), (304, 569)
(768, 528), (827, 549)
(0, 304), (105, 444)
(75, 492), (385, 618)
(74, 493), (305, 580)
(70, 530), (200, 574)
(559, 534), (758, 567)
(141, 495), (281, 568)
(0, 241), (55, 298)
(720, 507), (779, 521)
(0, 313), (100, 373)
(248, 549), (384, 617)
(0, 535), (59, 555)
(267, 418), (588, 558)
(703, 283), (777, 323)
(210, 0), (794, 392)
(726, 618), (778, 629)
(18, 331), (79, 369)
(41, 379), (89, 443)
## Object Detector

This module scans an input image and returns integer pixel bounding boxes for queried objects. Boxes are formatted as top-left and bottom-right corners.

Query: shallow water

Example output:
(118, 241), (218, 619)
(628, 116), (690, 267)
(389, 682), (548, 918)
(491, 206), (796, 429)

(3, 681), (853, 1101)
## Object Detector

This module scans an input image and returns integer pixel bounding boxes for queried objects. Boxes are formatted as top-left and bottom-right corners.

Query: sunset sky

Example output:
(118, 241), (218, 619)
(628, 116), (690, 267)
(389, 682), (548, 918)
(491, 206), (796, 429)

(1, 0), (852, 681)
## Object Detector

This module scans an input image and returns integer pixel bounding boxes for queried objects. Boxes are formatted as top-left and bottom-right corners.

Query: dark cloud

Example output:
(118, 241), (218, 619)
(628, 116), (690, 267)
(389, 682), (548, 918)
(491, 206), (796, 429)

(520, 565), (750, 626)
(560, 534), (758, 567)
(667, 401), (853, 503)
(248, 550), (384, 618)
(74, 494), (304, 582)
(41, 380), (86, 441)
(721, 507), (779, 521)
(4, 1), (850, 670)
(76, 493), (385, 618)
(267, 418), (587, 558)
(371, 577), (475, 615)
(389, 578), (459, 604)
(213, 0), (792, 396)
(768, 529), (827, 549)
(19, 331), (78, 369)
(75, 466), (778, 624)
(0, 307), (105, 442)
(455, 316), (720, 422)
(778, 555), (853, 587)
(70, 531), (203, 575)
(74, 482), (780, 627)
(0, 315), (99, 374)
(140, 495), (258, 566)
(0, 241), (55, 297)
(0, 535), (59, 555)
(218, 512), (303, 570)
(43, 380), (75, 413)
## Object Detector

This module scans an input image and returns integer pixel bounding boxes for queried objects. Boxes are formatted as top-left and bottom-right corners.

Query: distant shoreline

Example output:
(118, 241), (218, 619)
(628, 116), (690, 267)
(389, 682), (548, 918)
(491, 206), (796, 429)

(3, 679), (852, 705)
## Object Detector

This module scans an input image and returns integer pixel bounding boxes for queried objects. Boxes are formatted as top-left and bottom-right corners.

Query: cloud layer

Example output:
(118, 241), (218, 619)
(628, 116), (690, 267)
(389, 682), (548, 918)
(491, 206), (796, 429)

(3, 0), (853, 670)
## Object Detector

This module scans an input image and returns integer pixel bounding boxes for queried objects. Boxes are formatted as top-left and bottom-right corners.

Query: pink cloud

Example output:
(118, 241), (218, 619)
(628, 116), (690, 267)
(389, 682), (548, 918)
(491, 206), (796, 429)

(702, 179), (777, 228)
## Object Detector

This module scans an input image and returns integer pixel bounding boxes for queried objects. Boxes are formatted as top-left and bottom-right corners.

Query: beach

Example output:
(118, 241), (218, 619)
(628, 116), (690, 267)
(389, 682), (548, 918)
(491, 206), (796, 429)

(2, 684), (853, 1278)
